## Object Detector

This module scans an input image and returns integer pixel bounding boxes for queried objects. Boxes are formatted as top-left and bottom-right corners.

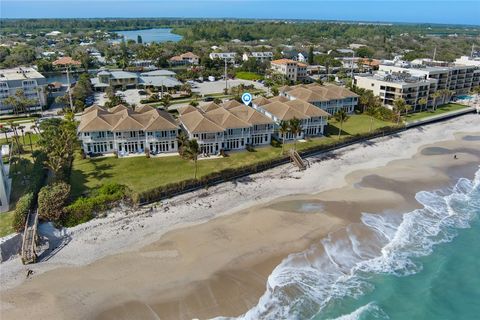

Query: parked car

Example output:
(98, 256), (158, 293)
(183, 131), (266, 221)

(138, 90), (147, 95)
(203, 96), (214, 102)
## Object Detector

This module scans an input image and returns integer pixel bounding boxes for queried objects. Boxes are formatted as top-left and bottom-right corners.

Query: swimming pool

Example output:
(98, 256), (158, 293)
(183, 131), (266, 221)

(457, 95), (474, 100)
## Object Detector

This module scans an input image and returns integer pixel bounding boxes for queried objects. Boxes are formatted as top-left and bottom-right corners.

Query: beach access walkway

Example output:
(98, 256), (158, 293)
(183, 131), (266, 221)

(21, 208), (39, 264)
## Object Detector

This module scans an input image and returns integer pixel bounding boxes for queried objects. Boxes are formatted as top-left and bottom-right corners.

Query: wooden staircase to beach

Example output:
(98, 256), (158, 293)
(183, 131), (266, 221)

(21, 208), (39, 265)
(289, 150), (308, 170)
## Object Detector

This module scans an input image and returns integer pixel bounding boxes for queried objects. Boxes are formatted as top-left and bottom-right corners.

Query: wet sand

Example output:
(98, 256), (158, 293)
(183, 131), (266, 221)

(1, 120), (479, 320)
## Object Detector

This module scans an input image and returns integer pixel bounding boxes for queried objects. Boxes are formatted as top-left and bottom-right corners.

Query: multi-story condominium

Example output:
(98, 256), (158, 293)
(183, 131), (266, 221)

(378, 64), (480, 95)
(279, 83), (359, 114)
(252, 96), (330, 140)
(169, 52), (200, 65)
(270, 59), (308, 82)
(242, 52), (274, 62)
(354, 72), (435, 110)
(209, 52), (237, 63)
(78, 105), (180, 156)
(179, 102), (274, 154)
(0, 67), (47, 114)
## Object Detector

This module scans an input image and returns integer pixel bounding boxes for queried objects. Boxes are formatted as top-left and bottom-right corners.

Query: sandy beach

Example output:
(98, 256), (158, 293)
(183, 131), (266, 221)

(0, 114), (479, 320)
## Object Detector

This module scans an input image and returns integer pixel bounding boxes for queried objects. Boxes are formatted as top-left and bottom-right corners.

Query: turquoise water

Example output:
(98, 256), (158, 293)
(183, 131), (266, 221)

(235, 169), (480, 320)
(457, 95), (473, 100)
(114, 28), (182, 43)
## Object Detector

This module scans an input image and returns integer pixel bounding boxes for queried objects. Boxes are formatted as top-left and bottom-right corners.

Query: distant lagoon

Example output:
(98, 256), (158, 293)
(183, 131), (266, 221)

(114, 28), (183, 43)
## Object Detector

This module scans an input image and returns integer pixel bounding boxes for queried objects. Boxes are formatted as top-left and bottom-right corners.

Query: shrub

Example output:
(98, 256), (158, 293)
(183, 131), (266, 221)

(12, 192), (34, 232)
(38, 182), (71, 222)
(63, 183), (126, 227)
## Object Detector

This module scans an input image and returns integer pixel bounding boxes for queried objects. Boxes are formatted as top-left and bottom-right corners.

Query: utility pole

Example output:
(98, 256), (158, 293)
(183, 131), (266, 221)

(471, 44), (475, 58)
(224, 57), (228, 93)
(433, 46), (437, 61)
(351, 50), (355, 79)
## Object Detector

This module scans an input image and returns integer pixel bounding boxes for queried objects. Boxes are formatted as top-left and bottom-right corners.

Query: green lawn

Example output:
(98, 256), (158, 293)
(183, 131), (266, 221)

(0, 211), (15, 237)
(404, 103), (468, 123)
(235, 72), (264, 81)
(0, 116), (39, 125)
(70, 115), (396, 198)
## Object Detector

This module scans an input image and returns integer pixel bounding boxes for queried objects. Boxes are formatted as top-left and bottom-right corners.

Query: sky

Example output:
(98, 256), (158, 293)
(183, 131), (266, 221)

(1, 0), (479, 25)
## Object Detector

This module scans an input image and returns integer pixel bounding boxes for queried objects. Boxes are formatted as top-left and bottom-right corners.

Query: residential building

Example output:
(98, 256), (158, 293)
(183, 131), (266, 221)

(209, 52), (237, 63)
(242, 52), (273, 62)
(270, 59), (308, 82)
(169, 52), (199, 66)
(0, 67), (47, 114)
(179, 102), (274, 154)
(281, 50), (309, 62)
(280, 83), (359, 114)
(251, 95), (330, 140)
(91, 69), (181, 91)
(454, 55), (480, 67)
(78, 105), (180, 156)
(131, 59), (156, 70)
(0, 147), (11, 213)
(354, 72), (435, 110)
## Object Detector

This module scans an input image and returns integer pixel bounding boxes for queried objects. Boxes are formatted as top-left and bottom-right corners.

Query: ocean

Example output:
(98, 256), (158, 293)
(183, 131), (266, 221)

(235, 168), (480, 320)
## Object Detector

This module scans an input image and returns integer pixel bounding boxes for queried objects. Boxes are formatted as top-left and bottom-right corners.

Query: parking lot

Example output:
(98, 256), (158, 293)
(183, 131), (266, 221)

(94, 89), (145, 107)
(191, 79), (266, 96)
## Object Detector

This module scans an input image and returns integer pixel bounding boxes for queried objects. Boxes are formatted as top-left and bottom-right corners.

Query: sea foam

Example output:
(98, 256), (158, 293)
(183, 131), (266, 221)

(218, 168), (480, 320)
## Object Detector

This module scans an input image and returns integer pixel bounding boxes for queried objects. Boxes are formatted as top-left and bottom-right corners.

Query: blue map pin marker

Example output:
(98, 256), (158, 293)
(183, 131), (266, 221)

(241, 93), (252, 106)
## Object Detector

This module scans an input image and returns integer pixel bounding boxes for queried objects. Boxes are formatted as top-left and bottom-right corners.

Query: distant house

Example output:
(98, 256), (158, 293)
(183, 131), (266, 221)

(78, 105), (180, 156)
(209, 52), (237, 62)
(90, 69), (181, 91)
(281, 50), (309, 63)
(169, 52), (199, 66)
(270, 59), (308, 82)
(242, 52), (273, 62)
(45, 30), (62, 37)
(131, 60), (156, 71)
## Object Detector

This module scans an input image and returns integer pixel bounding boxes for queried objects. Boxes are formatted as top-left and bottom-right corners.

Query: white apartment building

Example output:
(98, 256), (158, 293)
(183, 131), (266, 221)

(280, 83), (359, 114)
(454, 56), (480, 67)
(270, 59), (308, 82)
(242, 52), (274, 62)
(354, 72), (434, 110)
(78, 105), (180, 156)
(209, 52), (237, 63)
(0, 67), (47, 114)
(179, 102), (274, 154)
(169, 52), (200, 65)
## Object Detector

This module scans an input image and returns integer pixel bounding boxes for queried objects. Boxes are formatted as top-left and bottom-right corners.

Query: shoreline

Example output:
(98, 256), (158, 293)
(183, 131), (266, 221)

(0, 115), (479, 319)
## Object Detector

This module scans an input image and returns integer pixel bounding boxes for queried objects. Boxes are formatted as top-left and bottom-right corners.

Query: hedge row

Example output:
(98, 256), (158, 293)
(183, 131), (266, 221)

(11, 152), (47, 232)
(63, 183), (127, 227)
(135, 125), (405, 205)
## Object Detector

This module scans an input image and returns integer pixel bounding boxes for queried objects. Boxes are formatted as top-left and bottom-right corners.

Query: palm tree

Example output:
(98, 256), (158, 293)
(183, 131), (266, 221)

(18, 125), (26, 145)
(289, 118), (302, 151)
(418, 97), (428, 111)
(430, 91), (442, 111)
(334, 110), (349, 139)
(30, 124), (39, 134)
(393, 98), (406, 124)
(0, 126), (9, 143)
(25, 132), (34, 152)
(365, 105), (379, 132)
(183, 139), (200, 179)
(160, 94), (171, 110)
(177, 131), (189, 157)
(278, 120), (290, 154)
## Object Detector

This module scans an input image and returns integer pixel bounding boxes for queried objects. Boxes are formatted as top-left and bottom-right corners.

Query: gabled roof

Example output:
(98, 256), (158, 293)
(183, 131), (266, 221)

(269, 96), (289, 103)
(178, 105), (198, 115)
(135, 105), (155, 113)
(287, 83), (359, 102)
(260, 101), (307, 121)
(285, 99), (330, 117)
(179, 110), (224, 133)
(221, 100), (242, 109)
(199, 102), (221, 113)
(144, 110), (178, 131)
(252, 96), (271, 106)
(228, 105), (274, 125)
(205, 107), (251, 129)
(109, 104), (129, 113)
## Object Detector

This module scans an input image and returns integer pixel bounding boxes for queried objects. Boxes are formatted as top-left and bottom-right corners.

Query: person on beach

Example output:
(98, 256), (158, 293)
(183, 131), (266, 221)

(454, 154), (458, 159)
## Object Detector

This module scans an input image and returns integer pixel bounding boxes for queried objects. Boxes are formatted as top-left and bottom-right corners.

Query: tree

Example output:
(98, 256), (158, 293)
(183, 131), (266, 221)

(365, 104), (380, 132)
(334, 109), (349, 139)
(177, 131), (189, 157)
(25, 132), (34, 152)
(0, 126), (9, 144)
(393, 98), (407, 124)
(288, 118), (302, 151)
(3, 89), (37, 115)
(355, 47), (374, 58)
(160, 94), (172, 110)
(418, 97), (428, 111)
(137, 35), (143, 44)
(183, 139), (200, 179)
(38, 182), (71, 222)
(308, 46), (314, 65)
(278, 120), (290, 155)
(430, 91), (442, 111)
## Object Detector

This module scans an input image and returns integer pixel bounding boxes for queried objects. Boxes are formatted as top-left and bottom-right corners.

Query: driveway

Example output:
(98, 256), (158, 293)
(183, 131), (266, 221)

(192, 79), (266, 96)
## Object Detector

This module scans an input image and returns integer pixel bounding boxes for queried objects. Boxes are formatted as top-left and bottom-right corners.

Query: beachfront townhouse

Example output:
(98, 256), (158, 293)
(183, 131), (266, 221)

(0, 67), (47, 114)
(252, 96), (330, 140)
(270, 59), (308, 82)
(78, 105), (180, 156)
(179, 102), (274, 154)
(280, 83), (359, 114)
